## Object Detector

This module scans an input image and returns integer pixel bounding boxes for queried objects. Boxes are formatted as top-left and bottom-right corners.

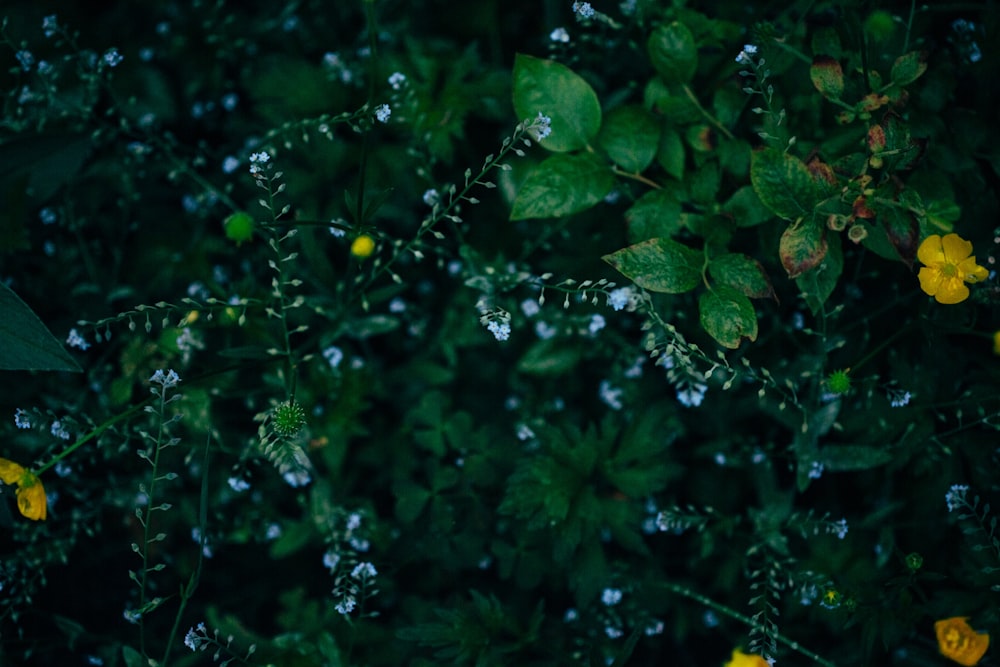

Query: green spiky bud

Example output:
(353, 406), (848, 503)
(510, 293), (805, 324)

(272, 401), (306, 438)
(827, 369), (851, 395)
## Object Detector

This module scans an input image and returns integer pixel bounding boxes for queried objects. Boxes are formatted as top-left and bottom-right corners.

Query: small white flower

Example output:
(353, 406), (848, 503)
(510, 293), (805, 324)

(227, 476), (250, 492)
(588, 313), (606, 335)
(889, 389), (911, 408)
(149, 369), (181, 388)
(16, 50), (34, 71)
(676, 381), (706, 407)
(51, 420), (70, 440)
(535, 321), (557, 340)
(388, 72), (407, 89)
(335, 596), (356, 615)
(599, 380), (623, 410)
(831, 518), (848, 540)
(735, 44), (758, 65)
(607, 286), (635, 311)
(601, 588), (622, 606)
(573, 2), (596, 19)
(351, 562), (377, 579)
(221, 92), (239, 111)
(520, 298), (540, 318)
(42, 15), (58, 38)
(14, 408), (31, 429)
(39, 207), (58, 224)
(529, 112), (552, 141)
(550, 27), (570, 43)
(422, 189), (439, 206)
(282, 469), (312, 487)
(946, 484), (969, 512)
(374, 103), (391, 123)
(323, 550), (340, 571)
(323, 346), (344, 368)
(807, 460), (824, 480)
(346, 512), (362, 531)
(103, 49), (124, 68)
(222, 155), (240, 173)
(487, 320), (511, 341)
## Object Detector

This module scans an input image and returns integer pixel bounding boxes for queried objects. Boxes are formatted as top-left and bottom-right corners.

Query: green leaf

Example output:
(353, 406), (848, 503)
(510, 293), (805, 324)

(656, 127), (685, 180)
(688, 159), (720, 205)
(394, 481), (432, 523)
(819, 444), (894, 472)
(722, 185), (773, 227)
(796, 233), (842, 315)
(698, 285), (758, 349)
(121, 646), (145, 667)
(625, 187), (682, 243)
(810, 55), (844, 98)
(647, 22), (698, 84)
(709, 253), (775, 300)
(512, 54), (601, 153)
(510, 153), (613, 219)
(598, 105), (661, 173)
(602, 237), (702, 294)
(750, 148), (822, 221)
(779, 215), (828, 278)
(0, 283), (82, 372)
(890, 51), (927, 86)
(518, 338), (582, 375)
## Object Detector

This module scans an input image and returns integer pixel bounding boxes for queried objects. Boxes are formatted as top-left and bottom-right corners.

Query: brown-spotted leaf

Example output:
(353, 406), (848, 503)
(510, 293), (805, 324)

(779, 215), (827, 278)
(810, 55), (844, 99)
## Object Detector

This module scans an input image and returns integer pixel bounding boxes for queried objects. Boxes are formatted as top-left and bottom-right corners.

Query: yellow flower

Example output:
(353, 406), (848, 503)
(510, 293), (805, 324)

(917, 234), (988, 304)
(350, 234), (376, 259)
(993, 331), (1000, 356)
(935, 617), (990, 666)
(0, 458), (47, 521)
(723, 649), (770, 667)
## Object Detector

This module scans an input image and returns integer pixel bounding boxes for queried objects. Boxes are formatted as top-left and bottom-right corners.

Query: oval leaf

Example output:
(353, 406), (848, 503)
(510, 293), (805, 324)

(780, 215), (828, 278)
(709, 253), (775, 300)
(750, 148), (822, 221)
(510, 153), (614, 220)
(512, 54), (602, 153)
(647, 22), (698, 84)
(598, 105), (661, 173)
(602, 237), (702, 294)
(698, 285), (758, 349)
(796, 232), (842, 315)
(625, 187), (682, 243)
(810, 55), (844, 98)
(890, 51), (927, 87)
(0, 283), (82, 372)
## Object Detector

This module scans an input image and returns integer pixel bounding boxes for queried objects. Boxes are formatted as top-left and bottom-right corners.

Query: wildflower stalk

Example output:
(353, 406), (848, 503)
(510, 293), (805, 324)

(655, 581), (837, 667)
(135, 373), (182, 657)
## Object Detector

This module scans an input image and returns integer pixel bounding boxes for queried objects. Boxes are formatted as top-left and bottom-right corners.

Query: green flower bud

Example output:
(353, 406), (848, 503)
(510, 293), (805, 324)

(272, 401), (306, 438)
(224, 211), (255, 245)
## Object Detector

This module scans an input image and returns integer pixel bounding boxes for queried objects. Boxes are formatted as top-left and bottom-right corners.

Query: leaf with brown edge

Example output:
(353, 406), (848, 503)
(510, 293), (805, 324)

(810, 55), (844, 99)
(779, 215), (828, 278)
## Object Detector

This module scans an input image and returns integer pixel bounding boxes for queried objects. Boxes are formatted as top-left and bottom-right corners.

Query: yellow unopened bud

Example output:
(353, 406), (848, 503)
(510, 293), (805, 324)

(351, 234), (376, 259)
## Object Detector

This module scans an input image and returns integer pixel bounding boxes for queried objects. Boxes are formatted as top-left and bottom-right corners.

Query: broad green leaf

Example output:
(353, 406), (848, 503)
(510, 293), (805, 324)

(0, 132), (91, 203)
(602, 237), (702, 294)
(709, 253), (775, 300)
(0, 283), (82, 372)
(644, 78), (701, 124)
(780, 215), (828, 278)
(647, 22), (698, 84)
(688, 159), (720, 205)
(656, 127), (685, 180)
(723, 185), (773, 227)
(518, 339), (582, 375)
(881, 113), (924, 171)
(819, 444), (894, 471)
(750, 148), (822, 221)
(510, 152), (613, 220)
(698, 285), (758, 349)
(512, 54), (601, 153)
(598, 105), (661, 173)
(625, 187), (682, 243)
(810, 55), (844, 98)
(890, 51), (927, 86)
(394, 481), (431, 523)
(796, 233), (842, 315)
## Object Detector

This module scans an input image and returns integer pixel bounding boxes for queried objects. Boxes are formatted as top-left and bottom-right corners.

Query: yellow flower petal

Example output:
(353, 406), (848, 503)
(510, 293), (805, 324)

(936, 617), (990, 666)
(941, 233), (974, 264)
(917, 234), (945, 265)
(0, 458), (25, 485)
(993, 331), (1000, 356)
(724, 649), (770, 667)
(16, 473), (46, 521)
(934, 278), (971, 304)
(958, 257), (988, 283)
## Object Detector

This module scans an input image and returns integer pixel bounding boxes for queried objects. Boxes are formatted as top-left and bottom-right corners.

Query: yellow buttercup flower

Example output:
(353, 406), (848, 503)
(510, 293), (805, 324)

(0, 458), (47, 521)
(935, 617), (990, 666)
(723, 649), (770, 667)
(917, 234), (988, 304)
(993, 331), (1000, 356)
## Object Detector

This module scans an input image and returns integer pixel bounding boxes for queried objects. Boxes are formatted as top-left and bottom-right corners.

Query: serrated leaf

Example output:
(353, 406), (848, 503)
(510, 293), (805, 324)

(598, 105), (661, 173)
(890, 51), (927, 86)
(602, 237), (702, 294)
(810, 55), (844, 98)
(709, 253), (775, 300)
(510, 152), (613, 219)
(698, 285), (758, 349)
(512, 54), (601, 153)
(780, 215), (828, 278)
(750, 148), (822, 221)
(0, 283), (82, 372)
(647, 22), (698, 84)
